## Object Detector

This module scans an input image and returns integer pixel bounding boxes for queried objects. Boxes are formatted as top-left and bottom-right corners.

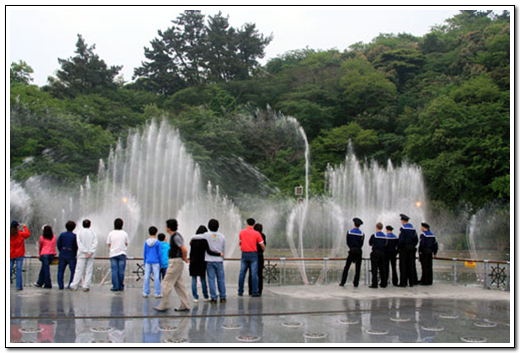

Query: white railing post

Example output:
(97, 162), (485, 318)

(483, 260), (489, 289)
(453, 258), (457, 285)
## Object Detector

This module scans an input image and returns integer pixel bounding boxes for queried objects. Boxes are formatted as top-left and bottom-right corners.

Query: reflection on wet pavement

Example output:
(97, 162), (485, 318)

(9, 285), (510, 345)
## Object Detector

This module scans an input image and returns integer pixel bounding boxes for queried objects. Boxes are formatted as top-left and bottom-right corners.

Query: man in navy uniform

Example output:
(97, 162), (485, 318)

(418, 222), (438, 285)
(383, 225), (399, 287)
(398, 214), (418, 287)
(339, 218), (365, 288)
(368, 222), (387, 288)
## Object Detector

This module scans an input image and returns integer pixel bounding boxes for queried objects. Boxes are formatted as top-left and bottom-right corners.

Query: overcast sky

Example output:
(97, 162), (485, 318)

(7, 6), (507, 87)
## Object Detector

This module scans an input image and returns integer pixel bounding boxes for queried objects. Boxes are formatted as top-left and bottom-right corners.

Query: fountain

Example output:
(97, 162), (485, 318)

(9, 120), (242, 257)
(325, 142), (428, 257)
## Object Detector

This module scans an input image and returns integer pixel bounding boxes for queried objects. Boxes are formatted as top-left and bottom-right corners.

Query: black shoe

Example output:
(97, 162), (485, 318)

(210, 299), (218, 304)
(369, 285), (378, 289)
(381, 285), (387, 288)
(34, 283), (42, 288)
(398, 284), (407, 287)
(339, 283), (345, 287)
(237, 293), (243, 297)
(174, 308), (190, 312)
(220, 298), (227, 303)
(252, 294), (260, 297)
(154, 306), (167, 312)
(353, 283), (359, 288)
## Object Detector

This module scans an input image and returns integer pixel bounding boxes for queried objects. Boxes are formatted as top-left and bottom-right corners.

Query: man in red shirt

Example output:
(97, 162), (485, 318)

(238, 218), (265, 297)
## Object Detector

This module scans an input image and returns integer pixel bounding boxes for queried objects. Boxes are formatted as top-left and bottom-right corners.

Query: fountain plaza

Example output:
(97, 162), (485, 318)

(9, 118), (511, 346)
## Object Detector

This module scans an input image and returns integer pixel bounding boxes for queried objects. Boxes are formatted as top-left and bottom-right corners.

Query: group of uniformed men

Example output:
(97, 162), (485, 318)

(339, 213), (438, 289)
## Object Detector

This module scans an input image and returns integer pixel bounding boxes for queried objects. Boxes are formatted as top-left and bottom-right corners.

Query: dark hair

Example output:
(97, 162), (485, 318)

(158, 233), (166, 241)
(376, 222), (383, 230)
(114, 218), (124, 230)
(43, 225), (54, 240)
(10, 228), (18, 238)
(149, 226), (158, 236)
(65, 220), (76, 232)
(254, 223), (263, 233)
(246, 218), (255, 226)
(208, 219), (219, 232)
(83, 219), (91, 228)
(166, 219), (178, 232)
(196, 225), (208, 234)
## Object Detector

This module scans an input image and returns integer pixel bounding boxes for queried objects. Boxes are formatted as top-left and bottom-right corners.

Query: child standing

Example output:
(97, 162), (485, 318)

(143, 226), (162, 298)
(157, 233), (170, 280)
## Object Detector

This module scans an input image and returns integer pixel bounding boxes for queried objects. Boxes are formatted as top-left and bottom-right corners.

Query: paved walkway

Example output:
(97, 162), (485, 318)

(8, 283), (511, 345)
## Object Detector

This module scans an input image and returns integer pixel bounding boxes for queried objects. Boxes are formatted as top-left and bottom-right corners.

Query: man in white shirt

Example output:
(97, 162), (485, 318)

(70, 219), (98, 292)
(106, 218), (129, 291)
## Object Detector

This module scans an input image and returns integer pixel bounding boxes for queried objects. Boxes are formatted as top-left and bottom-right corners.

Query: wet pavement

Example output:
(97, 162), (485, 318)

(8, 283), (511, 346)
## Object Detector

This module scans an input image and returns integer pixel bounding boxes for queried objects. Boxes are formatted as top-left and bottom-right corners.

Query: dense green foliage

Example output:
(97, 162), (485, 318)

(10, 10), (510, 212)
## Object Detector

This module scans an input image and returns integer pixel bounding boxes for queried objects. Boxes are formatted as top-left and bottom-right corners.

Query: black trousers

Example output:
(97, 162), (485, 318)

(384, 252), (398, 286)
(419, 248), (434, 285)
(248, 255), (264, 295)
(370, 250), (387, 287)
(399, 247), (417, 286)
(340, 248), (362, 286)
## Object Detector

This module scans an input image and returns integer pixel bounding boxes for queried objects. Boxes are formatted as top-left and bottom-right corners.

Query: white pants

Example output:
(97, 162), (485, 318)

(70, 254), (95, 289)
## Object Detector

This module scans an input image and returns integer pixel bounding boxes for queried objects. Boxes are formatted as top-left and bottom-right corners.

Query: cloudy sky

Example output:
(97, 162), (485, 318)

(7, 5), (506, 86)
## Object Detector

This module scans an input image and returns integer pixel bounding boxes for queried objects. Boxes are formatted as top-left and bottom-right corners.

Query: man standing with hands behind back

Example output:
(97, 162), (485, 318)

(237, 218), (265, 297)
(154, 219), (191, 312)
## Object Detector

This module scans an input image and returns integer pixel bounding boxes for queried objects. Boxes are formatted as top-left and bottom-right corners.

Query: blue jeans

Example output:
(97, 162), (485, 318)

(191, 276), (209, 300)
(37, 255), (55, 288)
(238, 252), (258, 295)
(110, 254), (127, 291)
(143, 263), (161, 296)
(206, 262), (226, 300)
(10, 257), (24, 290)
(57, 257), (77, 289)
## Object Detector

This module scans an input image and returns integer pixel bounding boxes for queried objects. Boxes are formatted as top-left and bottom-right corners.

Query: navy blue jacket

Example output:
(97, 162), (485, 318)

(369, 231), (387, 251)
(346, 228), (364, 249)
(398, 223), (418, 251)
(57, 231), (78, 259)
(419, 230), (438, 255)
(384, 232), (399, 255)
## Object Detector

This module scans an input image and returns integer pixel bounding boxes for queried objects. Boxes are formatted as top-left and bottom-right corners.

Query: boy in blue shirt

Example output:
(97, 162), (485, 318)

(157, 233), (170, 280)
(143, 226), (162, 298)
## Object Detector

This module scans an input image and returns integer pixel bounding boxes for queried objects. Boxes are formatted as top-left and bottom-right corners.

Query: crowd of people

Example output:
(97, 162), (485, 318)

(339, 213), (438, 289)
(10, 213), (437, 312)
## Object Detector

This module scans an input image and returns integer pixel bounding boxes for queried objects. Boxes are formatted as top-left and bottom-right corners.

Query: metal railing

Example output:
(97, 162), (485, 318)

(12, 255), (509, 291)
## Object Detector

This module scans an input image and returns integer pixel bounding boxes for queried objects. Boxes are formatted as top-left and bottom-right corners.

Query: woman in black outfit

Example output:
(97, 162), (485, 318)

(248, 223), (266, 296)
(189, 225), (222, 302)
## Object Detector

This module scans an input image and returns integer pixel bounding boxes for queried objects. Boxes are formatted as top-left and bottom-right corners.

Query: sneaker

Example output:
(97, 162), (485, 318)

(154, 306), (167, 312)
(203, 297), (211, 302)
(193, 298), (199, 303)
(69, 287), (78, 291)
(83, 288), (90, 292)
(154, 294), (162, 298)
(143, 294), (149, 298)
(34, 283), (42, 288)
(220, 298), (227, 303)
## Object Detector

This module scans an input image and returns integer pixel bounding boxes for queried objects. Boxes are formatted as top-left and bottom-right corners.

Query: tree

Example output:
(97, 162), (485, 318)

(10, 60), (34, 85)
(338, 57), (397, 120)
(134, 10), (272, 95)
(46, 34), (122, 98)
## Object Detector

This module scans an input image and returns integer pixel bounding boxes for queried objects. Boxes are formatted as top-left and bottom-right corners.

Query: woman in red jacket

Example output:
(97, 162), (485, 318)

(35, 225), (57, 289)
(10, 221), (31, 290)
